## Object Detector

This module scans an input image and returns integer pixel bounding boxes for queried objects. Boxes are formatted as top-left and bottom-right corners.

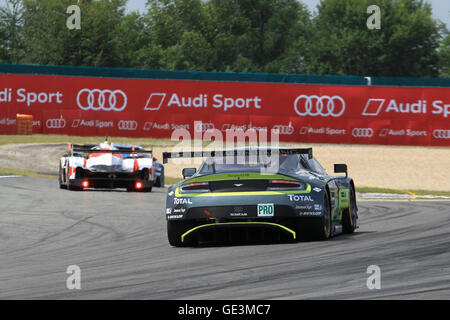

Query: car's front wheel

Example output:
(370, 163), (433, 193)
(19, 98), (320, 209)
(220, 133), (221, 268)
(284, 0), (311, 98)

(342, 185), (357, 234)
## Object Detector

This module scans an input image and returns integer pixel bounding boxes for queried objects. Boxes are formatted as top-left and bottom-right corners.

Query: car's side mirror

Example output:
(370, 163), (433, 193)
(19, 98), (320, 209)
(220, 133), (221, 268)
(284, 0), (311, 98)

(334, 164), (348, 177)
(182, 168), (196, 179)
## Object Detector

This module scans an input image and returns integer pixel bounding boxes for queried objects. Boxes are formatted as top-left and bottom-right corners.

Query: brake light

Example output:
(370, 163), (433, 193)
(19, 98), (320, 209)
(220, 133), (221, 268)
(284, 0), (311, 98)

(269, 180), (305, 190)
(136, 182), (143, 189)
(82, 180), (89, 188)
(180, 181), (210, 193)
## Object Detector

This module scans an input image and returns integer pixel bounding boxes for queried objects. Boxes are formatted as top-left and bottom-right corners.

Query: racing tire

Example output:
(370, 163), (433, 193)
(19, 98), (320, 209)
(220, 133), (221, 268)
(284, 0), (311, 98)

(58, 163), (67, 189)
(342, 185), (357, 234)
(167, 220), (196, 247)
(296, 191), (332, 241)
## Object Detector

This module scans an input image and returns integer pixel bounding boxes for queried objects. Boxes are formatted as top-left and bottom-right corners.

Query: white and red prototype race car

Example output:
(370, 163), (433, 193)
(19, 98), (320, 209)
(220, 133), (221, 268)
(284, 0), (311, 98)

(59, 141), (162, 192)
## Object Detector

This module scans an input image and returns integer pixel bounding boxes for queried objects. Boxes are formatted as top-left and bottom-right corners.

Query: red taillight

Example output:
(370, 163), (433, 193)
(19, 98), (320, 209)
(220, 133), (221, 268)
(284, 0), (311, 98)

(135, 182), (143, 189)
(269, 179), (304, 189)
(270, 180), (300, 185)
(180, 181), (210, 192)
(82, 180), (89, 188)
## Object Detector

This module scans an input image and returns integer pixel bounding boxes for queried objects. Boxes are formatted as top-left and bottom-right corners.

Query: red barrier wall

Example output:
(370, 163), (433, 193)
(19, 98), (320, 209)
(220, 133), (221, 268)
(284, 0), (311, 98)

(0, 73), (449, 146)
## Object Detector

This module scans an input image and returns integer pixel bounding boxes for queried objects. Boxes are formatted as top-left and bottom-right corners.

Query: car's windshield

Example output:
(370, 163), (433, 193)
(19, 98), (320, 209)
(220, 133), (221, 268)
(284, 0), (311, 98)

(198, 154), (306, 174)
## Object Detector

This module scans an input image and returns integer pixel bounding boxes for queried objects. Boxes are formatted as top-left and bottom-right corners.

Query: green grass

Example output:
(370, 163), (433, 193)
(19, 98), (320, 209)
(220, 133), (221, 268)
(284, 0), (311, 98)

(356, 186), (450, 197)
(0, 166), (55, 178)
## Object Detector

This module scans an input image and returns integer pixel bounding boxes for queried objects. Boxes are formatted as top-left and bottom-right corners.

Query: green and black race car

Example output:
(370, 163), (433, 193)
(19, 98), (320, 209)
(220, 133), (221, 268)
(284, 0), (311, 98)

(163, 147), (358, 247)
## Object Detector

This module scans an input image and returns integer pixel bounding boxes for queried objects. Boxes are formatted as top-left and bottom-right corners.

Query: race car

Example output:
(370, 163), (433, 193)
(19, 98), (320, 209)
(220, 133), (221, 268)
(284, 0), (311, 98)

(163, 147), (358, 247)
(59, 140), (164, 191)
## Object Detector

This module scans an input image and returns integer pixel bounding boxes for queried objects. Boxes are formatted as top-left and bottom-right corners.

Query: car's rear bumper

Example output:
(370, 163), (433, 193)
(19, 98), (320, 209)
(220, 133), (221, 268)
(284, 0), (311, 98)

(181, 221), (297, 244)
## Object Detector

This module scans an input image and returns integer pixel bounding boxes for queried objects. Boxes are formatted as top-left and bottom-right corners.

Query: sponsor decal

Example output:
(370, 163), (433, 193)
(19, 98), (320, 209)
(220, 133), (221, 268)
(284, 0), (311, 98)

(312, 187), (322, 192)
(144, 93), (166, 111)
(288, 194), (314, 202)
(299, 211), (322, 216)
(166, 208), (172, 215)
(295, 205), (313, 210)
(0, 118), (16, 125)
(76, 89), (127, 111)
(168, 191), (174, 196)
(173, 207), (186, 213)
(378, 129), (427, 137)
(71, 119), (113, 128)
(174, 198), (193, 205)
(272, 122), (294, 135)
(230, 212), (248, 217)
(362, 98), (450, 118)
(46, 118), (66, 129)
(433, 129), (450, 139)
(146, 93), (262, 112)
(299, 127), (346, 135)
(0, 88), (63, 107)
(352, 128), (374, 138)
(314, 204), (322, 211)
(294, 95), (346, 117)
(194, 122), (215, 133)
(257, 203), (274, 217)
(118, 120), (138, 131)
(167, 214), (183, 220)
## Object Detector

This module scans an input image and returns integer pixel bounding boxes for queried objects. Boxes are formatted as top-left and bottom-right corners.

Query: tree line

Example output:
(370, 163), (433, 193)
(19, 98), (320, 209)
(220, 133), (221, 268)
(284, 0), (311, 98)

(0, 0), (448, 78)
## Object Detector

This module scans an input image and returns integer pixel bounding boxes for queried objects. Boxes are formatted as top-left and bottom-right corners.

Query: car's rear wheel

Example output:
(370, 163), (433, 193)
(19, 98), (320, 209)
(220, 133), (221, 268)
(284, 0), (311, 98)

(58, 163), (67, 189)
(296, 191), (332, 241)
(167, 220), (196, 247)
(342, 185), (357, 234)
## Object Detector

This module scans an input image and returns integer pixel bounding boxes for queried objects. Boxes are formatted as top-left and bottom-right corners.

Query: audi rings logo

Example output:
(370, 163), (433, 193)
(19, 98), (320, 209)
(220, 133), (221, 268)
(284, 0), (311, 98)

(194, 122), (215, 133)
(118, 120), (138, 131)
(294, 95), (346, 117)
(273, 122), (294, 135)
(433, 129), (450, 139)
(46, 118), (66, 129)
(352, 128), (374, 138)
(77, 89), (127, 111)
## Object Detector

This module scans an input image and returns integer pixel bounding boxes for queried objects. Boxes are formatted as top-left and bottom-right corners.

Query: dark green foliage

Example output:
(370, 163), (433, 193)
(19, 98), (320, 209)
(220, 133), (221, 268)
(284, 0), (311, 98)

(0, 0), (447, 77)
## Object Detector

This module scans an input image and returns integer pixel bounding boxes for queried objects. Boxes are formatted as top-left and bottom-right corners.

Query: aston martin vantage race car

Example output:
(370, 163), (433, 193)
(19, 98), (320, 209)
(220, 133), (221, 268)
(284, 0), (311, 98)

(59, 140), (164, 191)
(163, 147), (358, 247)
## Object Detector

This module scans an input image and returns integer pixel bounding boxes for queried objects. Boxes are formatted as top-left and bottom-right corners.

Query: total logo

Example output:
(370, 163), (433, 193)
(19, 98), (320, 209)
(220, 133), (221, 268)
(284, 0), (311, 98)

(46, 118), (66, 129)
(362, 98), (450, 118)
(144, 92), (262, 112)
(288, 194), (314, 202)
(118, 120), (138, 131)
(76, 89), (127, 112)
(352, 128), (374, 138)
(294, 95), (346, 117)
(174, 198), (193, 205)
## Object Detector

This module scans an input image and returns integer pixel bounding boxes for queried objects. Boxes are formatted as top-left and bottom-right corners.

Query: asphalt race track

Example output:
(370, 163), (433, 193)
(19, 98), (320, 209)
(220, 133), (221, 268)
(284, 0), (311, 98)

(1, 176), (449, 299)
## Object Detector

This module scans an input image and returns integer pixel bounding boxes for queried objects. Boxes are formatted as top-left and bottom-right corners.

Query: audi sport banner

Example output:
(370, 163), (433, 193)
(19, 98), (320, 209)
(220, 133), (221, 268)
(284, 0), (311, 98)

(0, 73), (449, 146)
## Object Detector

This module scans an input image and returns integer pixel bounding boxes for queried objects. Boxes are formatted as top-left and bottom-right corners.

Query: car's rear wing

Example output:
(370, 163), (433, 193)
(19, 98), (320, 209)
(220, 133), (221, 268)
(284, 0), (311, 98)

(69, 144), (152, 155)
(162, 148), (312, 164)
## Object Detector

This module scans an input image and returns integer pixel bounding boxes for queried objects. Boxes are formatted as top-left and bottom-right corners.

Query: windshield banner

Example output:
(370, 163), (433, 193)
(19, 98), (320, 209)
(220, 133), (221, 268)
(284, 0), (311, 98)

(0, 73), (449, 146)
